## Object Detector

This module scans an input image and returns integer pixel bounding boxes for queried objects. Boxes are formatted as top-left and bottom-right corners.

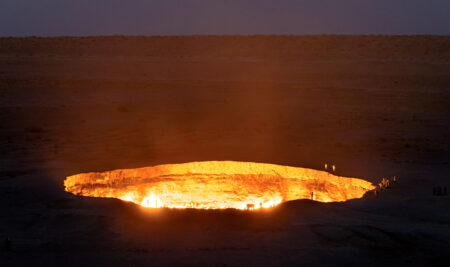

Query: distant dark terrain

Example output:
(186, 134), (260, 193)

(0, 36), (449, 266)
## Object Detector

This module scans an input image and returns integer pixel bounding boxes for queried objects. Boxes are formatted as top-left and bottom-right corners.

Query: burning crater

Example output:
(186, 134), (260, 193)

(64, 161), (375, 210)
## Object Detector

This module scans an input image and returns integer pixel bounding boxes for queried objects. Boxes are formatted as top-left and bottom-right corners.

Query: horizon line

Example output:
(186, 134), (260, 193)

(1, 34), (450, 38)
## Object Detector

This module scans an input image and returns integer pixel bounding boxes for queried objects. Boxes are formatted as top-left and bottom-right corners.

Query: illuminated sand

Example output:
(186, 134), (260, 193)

(64, 161), (375, 210)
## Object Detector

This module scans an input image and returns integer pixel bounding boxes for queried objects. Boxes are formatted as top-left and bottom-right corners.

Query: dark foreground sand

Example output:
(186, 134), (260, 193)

(0, 36), (449, 266)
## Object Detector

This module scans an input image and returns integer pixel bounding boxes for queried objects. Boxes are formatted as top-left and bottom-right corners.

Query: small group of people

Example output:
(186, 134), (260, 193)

(373, 176), (397, 197)
(433, 186), (448, 196)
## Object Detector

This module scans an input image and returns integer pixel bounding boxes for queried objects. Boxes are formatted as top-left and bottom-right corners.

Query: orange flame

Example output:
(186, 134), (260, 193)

(64, 161), (375, 210)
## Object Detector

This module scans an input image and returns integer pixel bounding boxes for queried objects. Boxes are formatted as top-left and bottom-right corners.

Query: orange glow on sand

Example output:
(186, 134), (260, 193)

(64, 161), (375, 210)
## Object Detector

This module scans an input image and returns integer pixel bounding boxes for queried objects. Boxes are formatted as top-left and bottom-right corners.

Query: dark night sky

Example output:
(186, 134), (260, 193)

(1, 0), (449, 36)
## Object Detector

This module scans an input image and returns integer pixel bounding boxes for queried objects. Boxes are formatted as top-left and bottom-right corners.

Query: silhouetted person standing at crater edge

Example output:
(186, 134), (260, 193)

(5, 237), (11, 252)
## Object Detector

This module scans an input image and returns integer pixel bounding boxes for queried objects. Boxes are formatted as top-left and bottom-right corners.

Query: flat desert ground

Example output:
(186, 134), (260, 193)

(0, 36), (449, 266)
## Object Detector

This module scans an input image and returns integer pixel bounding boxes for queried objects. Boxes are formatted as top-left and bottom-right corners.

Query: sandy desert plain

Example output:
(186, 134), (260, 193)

(0, 36), (449, 266)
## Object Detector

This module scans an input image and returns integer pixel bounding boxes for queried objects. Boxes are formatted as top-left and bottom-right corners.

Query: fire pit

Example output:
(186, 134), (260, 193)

(64, 161), (375, 210)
